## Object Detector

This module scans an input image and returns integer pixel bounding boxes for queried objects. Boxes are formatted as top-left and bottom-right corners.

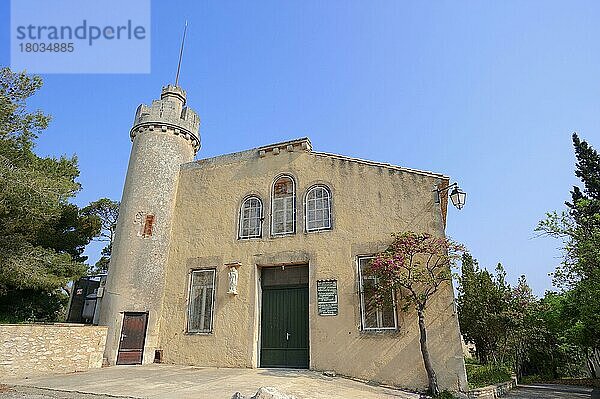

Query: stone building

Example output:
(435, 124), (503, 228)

(98, 84), (467, 392)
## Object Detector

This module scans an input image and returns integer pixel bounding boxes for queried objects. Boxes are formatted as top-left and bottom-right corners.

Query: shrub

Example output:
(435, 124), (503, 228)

(434, 390), (458, 398)
(466, 363), (512, 389)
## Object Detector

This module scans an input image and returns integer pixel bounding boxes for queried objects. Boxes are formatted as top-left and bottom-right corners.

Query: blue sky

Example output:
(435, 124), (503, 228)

(2, 1), (599, 295)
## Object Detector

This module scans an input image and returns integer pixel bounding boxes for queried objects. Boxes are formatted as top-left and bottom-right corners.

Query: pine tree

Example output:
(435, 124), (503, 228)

(0, 67), (100, 322)
(537, 132), (600, 372)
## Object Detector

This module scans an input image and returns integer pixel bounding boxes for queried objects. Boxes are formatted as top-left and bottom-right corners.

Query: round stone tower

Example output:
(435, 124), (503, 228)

(98, 85), (200, 365)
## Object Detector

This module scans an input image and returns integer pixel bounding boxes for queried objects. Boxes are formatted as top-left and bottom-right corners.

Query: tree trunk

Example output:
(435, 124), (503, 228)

(586, 347), (599, 379)
(592, 348), (600, 379)
(418, 308), (440, 396)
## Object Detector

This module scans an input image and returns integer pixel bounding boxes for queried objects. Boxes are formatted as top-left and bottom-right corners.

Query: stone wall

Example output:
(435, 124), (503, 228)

(0, 323), (107, 380)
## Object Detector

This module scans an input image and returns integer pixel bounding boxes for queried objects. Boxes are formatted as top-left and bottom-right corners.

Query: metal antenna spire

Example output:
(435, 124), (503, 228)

(175, 20), (188, 87)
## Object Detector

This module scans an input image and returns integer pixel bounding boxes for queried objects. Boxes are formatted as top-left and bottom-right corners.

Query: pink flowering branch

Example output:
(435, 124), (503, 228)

(366, 231), (466, 396)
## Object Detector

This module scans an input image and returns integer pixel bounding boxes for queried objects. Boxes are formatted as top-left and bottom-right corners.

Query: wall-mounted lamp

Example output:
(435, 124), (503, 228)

(436, 182), (467, 210)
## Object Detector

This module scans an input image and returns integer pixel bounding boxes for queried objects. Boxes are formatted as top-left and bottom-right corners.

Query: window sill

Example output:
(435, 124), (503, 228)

(304, 228), (333, 235)
(270, 233), (297, 238)
(359, 328), (400, 336)
(185, 331), (214, 336)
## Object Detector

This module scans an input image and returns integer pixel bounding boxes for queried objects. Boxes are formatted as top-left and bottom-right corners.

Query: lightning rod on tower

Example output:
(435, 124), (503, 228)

(175, 20), (188, 87)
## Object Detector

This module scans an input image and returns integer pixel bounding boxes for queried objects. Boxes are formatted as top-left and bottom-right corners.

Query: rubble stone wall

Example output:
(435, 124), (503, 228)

(0, 323), (107, 379)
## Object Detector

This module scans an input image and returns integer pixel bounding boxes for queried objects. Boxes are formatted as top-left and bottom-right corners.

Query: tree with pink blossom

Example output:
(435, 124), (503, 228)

(369, 231), (465, 396)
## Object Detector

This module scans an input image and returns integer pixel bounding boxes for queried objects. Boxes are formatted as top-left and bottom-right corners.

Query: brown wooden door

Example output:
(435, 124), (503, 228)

(116, 312), (148, 365)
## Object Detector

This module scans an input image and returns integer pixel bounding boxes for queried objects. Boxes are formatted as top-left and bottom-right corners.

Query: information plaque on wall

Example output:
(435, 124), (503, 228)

(317, 280), (338, 316)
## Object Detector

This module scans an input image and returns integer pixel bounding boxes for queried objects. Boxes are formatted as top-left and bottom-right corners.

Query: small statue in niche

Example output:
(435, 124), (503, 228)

(227, 265), (239, 295)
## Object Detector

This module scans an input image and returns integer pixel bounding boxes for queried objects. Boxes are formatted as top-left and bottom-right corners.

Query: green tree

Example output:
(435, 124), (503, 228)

(0, 67), (97, 322)
(569, 133), (600, 224)
(82, 198), (119, 274)
(369, 232), (464, 396)
(36, 204), (101, 264)
(457, 256), (546, 378)
(457, 254), (511, 364)
(522, 291), (588, 379)
(537, 133), (600, 376)
(0, 67), (48, 148)
(458, 254), (590, 379)
(498, 275), (538, 377)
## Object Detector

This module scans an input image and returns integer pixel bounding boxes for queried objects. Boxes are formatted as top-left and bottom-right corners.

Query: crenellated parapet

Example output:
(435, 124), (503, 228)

(129, 85), (201, 153)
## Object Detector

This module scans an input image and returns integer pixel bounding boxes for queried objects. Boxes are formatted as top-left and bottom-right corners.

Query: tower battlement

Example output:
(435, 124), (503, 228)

(130, 85), (201, 153)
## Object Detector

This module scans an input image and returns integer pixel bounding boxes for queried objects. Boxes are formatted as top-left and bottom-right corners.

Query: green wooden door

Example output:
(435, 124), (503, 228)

(260, 285), (309, 368)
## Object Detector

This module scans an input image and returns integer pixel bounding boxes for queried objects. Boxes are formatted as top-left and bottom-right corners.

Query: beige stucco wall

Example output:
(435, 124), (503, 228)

(158, 142), (467, 392)
(0, 324), (107, 380)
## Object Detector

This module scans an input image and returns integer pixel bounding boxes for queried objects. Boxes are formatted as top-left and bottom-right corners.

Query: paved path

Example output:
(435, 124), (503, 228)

(0, 386), (118, 399)
(505, 384), (596, 399)
(2, 365), (420, 399)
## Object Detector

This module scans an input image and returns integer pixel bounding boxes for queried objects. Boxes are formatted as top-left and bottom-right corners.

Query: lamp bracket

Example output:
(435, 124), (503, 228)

(433, 182), (458, 194)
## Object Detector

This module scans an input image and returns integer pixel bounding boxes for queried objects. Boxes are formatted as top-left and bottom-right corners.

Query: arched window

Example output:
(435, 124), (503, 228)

(239, 196), (263, 239)
(305, 185), (332, 232)
(271, 175), (296, 235)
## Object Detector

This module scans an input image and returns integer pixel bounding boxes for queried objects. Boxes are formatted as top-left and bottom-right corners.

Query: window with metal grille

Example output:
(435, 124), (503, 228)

(305, 185), (331, 232)
(187, 269), (216, 333)
(271, 175), (295, 235)
(239, 196), (263, 239)
(358, 256), (397, 331)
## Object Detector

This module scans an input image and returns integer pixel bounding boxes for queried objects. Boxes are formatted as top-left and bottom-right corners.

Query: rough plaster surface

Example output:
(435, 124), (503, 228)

(157, 140), (467, 392)
(0, 324), (107, 379)
(98, 86), (199, 365)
